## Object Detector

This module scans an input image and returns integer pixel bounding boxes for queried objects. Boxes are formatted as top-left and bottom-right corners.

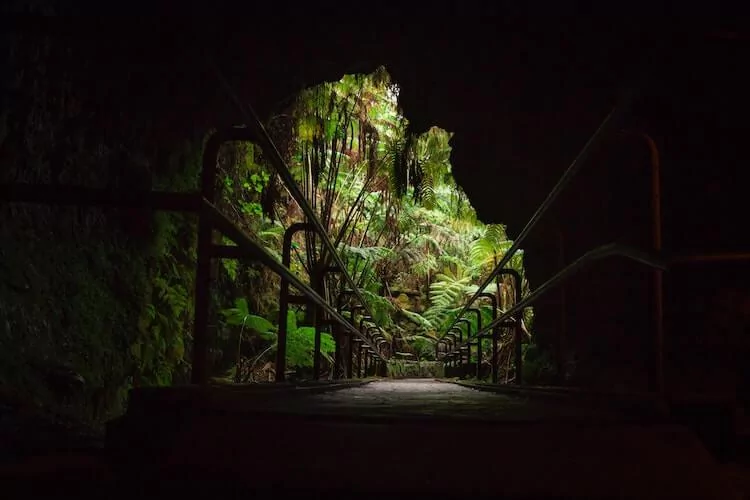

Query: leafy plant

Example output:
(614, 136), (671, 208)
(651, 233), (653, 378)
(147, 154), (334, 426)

(221, 298), (275, 339)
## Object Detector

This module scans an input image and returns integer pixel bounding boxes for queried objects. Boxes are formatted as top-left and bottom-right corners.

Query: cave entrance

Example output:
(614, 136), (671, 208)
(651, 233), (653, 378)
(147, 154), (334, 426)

(210, 67), (533, 386)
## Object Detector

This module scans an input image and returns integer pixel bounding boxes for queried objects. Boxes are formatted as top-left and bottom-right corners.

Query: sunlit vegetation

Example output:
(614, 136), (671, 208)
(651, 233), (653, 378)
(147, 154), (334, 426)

(0, 66), (536, 426)
(211, 68), (533, 382)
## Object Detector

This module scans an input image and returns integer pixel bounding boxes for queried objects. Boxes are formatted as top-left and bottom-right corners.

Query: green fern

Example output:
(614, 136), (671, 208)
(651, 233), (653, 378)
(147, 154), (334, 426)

(341, 244), (393, 261)
(258, 223), (284, 246)
(398, 308), (435, 331)
(411, 253), (438, 278)
(287, 325), (335, 369)
(469, 225), (512, 269)
(425, 271), (473, 325)
(360, 289), (396, 327)
(412, 233), (444, 254)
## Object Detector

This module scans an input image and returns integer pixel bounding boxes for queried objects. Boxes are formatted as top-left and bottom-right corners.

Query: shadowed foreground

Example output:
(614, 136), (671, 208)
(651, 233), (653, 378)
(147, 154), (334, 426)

(1, 379), (742, 498)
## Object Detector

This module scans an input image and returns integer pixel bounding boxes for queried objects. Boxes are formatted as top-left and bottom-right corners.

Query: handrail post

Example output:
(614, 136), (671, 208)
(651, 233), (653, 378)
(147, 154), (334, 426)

(477, 293), (497, 380)
(202, 201), (400, 379)
(216, 84), (393, 363)
(437, 93), (636, 344)
(466, 308), (482, 379)
(557, 229), (567, 384)
(192, 128), (257, 385)
(206, 70), (392, 364)
(348, 305), (365, 378)
(502, 270), (524, 385)
(367, 327), (381, 377)
(313, 265), (342, 380)
(357, 343), (365, 378)
(445, 332), (457, 375)
(353, 339), (362, 378)
(493, 269), (523, 385)
(276, 222), (315, 382)
(331, 317), (341, 380)
(456, 318), (472, 378)
(622, 130), (663, 396)
(469, 245), (667, 386)
(335, 291), (356, 379)
(449, 328), (462, 374)
(312, 299), (322, 380)
(645, 133), (664, 397)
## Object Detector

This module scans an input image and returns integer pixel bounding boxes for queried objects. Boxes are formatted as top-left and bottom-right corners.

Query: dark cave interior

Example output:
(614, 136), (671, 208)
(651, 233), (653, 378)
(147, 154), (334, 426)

(1, 4), (750, 495)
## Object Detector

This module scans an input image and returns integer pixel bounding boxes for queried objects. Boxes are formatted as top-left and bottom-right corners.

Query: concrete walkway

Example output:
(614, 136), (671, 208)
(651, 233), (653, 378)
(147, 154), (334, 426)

(106, 379), (738, 498)
(251, 379), (622, 421)
(4, 379), (742, 498)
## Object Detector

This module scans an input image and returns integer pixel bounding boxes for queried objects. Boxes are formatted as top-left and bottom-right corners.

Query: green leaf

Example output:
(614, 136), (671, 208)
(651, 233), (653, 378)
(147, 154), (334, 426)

(399, 308), (434, 330)
(169, 335), (185, 361)
(287, 326), (313, 368)
(286, 310), (297, 334)
(245, 315), (275, 335)
(221, 298), (251, 326)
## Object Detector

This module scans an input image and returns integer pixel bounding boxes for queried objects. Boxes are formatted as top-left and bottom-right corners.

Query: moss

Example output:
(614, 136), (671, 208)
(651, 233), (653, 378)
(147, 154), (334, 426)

(0, 205), (138, 421)
(0, 22), (216, 426)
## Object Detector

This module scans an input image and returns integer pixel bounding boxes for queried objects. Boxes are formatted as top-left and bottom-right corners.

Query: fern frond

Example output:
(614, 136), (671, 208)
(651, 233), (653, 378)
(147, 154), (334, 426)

(398, 308), (435, 331)
(359, 289), (396, 327)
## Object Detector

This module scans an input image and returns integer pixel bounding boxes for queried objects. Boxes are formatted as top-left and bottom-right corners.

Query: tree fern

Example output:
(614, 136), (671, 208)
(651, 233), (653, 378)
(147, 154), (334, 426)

(210, 68), (535, 369)
(425, 271), (473, 325)
(398, 308), (435, 331)
(359, 289), (396, 327)
(411, 254), (438, 279)
(469, 224), (513, 270)
(469, 239), (513, 269)
(340, 243), (393, 262)
(463, 283), (500, 296)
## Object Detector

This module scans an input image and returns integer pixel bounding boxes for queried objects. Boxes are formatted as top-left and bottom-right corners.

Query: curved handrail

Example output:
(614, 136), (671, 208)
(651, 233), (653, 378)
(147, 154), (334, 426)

(440, 88), (639, 340)
(203, 199), (384, 357)
(207, 57), (391, 357)
(446, 243), (666, 354)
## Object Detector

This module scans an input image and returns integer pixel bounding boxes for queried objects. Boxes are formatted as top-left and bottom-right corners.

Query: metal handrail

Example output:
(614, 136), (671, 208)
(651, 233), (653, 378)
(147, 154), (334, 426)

(440, 88), (638, 340)
(207, 56), (390, 355)
(671, 252), (750, 264)
(0, 185), (384, 369)
(203, 199), (383, 356)
(449, 243), (667, 352)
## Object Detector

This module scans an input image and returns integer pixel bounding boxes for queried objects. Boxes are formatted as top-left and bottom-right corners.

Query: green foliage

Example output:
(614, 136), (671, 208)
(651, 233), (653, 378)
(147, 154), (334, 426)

(341, 244), (393, 262)
(288, 327), (336, 369)
(359, 289), (396, 327)
(0, 61), (537, 427)
(276, 67), (537, 371)
(282, 311), (335, 368)
(217, 305), (336, 372)
(425, 270), (473, 326)
(469, 231), (512, 269)
(387, 360), (444, 378)
(221, 298), (275, 340)
(222, 258), (239, 281)
(0, 129), (205, 418)
(399, 308), (435, 331)
(408, 335), (437, 360)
